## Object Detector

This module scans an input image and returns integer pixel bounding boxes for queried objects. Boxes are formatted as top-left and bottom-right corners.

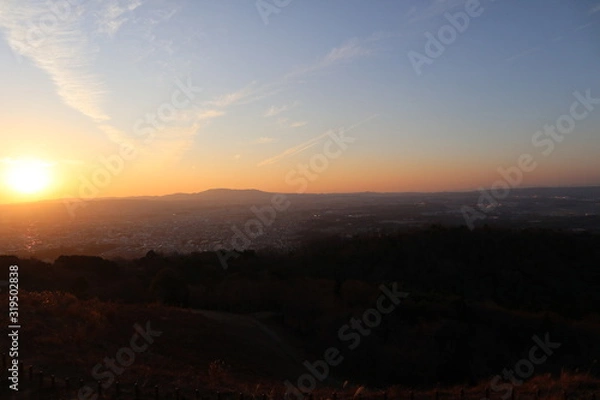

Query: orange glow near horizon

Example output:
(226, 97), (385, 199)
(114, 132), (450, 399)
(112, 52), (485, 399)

(0, 151), (599, 205)
(2, 159), (55, 199)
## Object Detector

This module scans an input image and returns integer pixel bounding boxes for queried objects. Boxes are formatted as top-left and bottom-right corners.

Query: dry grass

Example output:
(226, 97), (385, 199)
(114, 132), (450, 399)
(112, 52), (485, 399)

(1, 291), (599, 399)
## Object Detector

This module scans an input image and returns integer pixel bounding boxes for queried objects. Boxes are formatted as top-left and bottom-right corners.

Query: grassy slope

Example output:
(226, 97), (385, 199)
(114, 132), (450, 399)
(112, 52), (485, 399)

(1, 291), (600, 399)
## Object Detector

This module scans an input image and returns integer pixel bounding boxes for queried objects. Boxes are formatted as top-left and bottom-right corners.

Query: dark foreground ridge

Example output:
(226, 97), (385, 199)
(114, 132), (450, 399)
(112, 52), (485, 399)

(1, 227), (599, 397)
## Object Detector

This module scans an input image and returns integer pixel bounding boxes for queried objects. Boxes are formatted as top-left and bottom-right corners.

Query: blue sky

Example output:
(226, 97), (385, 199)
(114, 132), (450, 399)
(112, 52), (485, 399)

(0, 0), (599, 202)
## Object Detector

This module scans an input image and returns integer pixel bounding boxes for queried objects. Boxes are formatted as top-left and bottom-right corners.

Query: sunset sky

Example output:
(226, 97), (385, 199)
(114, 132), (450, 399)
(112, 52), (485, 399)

(0, 0), (599, 204)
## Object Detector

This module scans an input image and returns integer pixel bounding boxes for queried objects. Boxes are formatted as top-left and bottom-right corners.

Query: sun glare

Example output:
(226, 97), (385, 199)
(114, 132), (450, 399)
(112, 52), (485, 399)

(3, 159), (53, 195)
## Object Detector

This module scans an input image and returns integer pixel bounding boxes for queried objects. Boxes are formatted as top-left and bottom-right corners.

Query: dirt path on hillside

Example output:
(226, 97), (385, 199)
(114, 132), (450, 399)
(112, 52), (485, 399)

(189, 309), (305, 365)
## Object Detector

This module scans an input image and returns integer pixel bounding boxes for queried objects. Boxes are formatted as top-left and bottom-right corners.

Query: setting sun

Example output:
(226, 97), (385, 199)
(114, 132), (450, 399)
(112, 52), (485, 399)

(3, 159), (53, 195)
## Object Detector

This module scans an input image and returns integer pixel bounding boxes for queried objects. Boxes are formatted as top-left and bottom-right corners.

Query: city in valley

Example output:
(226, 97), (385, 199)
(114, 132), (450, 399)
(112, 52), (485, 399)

(1, 187), (599, 260)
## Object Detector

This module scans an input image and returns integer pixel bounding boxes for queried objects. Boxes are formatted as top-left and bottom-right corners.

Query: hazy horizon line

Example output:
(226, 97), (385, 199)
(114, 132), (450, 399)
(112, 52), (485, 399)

(2, 184), (600, 207)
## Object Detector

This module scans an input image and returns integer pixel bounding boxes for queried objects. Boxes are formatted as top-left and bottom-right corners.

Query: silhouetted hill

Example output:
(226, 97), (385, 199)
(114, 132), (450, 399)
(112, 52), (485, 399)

(2, 227), (600, 391)
(159, 188), (274, 204)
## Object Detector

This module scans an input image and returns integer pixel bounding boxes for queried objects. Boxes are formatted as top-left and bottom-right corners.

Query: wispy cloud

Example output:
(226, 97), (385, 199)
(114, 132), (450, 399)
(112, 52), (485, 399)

(289, 121), (308, 128)
(134, 107), (226, 168)
(95, 0), (144, 38)
(254, 137), (278, 144)
(110, 1), (182, 77)
(207, 82), (259, 108)
(201, 35), (380, 116)
(503, 45), (540, 63)
(181, 109), (226, 121)
(96, 106), (225, 162)
(0, 0), (183, 141)
(203, 80), (284, 110)
(264, 102), (299, 117)
(286, 38), (373, 79)
(0, 1), (109, 122)
(258, 114), (378, 167)
(325, 39), (372, 63)
(257, 130), (332, 167)
(200, 35), (378, 119)
(137, 126), (202, 171)
(139, 107), (225, 153)
(589, 4), (600, 15)
(275, 118), (308, 129)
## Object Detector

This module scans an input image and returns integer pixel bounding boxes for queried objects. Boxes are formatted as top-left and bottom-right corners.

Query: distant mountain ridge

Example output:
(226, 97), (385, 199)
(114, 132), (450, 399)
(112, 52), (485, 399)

(2, 185), (600, 208)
